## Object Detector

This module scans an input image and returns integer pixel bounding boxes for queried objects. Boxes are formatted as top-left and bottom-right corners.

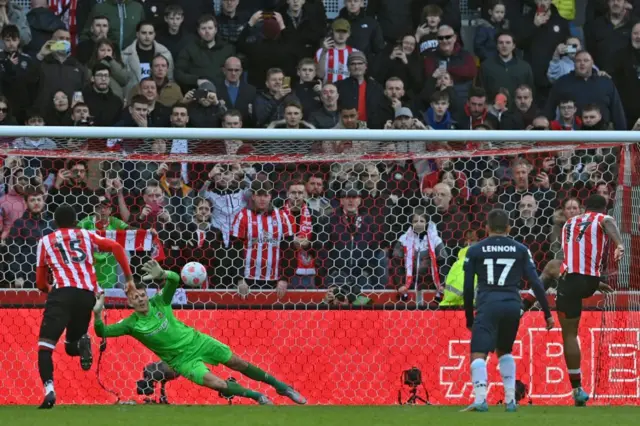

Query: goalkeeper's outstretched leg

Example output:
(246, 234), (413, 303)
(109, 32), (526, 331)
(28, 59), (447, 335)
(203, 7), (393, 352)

(93, 261), (307, 406)
(223, 354), (307, 405)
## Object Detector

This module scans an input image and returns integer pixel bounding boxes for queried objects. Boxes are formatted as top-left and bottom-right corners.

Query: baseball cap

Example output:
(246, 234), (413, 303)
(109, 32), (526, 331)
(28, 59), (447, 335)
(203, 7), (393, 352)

(347, 51), (367, 65)
(395, 107), (413, 119)
(332, 18), (351, 33)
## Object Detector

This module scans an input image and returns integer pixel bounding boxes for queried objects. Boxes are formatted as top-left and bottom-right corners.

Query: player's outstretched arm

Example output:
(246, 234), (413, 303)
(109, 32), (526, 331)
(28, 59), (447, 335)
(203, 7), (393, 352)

(462, 251), (476, 329)
(92, 294), (132, 338)
(141, 260), (180, 306)
(602, 216), (625, 262)
(89, 233), (135, 290)
(523, 249), (554, 329)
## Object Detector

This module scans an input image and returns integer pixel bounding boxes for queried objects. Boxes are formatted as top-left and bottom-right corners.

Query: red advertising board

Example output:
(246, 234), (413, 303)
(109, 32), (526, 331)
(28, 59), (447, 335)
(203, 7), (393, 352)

(1, 309), (639, 406)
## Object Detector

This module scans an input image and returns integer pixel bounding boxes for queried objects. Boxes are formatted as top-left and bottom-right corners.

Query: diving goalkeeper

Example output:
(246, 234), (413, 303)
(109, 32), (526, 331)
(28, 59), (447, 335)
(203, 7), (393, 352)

(92, 260), (307, 405)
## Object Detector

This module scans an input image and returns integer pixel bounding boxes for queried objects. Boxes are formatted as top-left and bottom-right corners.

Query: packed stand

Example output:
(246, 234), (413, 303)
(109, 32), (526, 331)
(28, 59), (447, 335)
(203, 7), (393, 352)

(0, 0), (628, 303)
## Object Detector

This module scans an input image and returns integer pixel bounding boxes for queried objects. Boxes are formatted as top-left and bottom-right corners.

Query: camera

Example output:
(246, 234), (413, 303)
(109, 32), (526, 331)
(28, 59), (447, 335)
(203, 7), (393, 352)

(194, 88), (209, 101)
(398, 367), (430, 405)
(403, 367), (422, 387)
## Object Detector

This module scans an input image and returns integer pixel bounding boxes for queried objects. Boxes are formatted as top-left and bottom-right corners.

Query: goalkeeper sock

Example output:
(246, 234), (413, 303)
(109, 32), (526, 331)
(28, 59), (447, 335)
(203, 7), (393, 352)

(568, 369), (582, 389)
(471, 358), (488, 404)
(38, 349), (54, 393)
(242, 363), (289, 392)
(499, 354), (516, 403)
(221, 380), (263, 401)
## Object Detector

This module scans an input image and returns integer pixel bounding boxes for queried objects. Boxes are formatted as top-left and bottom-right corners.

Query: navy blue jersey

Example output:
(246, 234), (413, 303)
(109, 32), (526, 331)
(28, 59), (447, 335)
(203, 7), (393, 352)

(463, 236), (551, 327)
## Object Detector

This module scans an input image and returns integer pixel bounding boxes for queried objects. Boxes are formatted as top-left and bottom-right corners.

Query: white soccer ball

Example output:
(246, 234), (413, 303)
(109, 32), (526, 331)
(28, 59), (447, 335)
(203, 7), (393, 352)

(180, 262), (207, 288)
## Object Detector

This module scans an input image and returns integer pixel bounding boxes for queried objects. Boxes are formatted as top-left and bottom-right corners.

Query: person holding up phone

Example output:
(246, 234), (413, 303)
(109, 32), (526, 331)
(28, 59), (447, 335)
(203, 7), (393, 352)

(547, 37), (583, 84)
(415, 4), (443, 55)
(519, 0), (570, 101)
(34, 28), (91, 114)
(315, 19), (357, 83)
(0, 24), (38, 124)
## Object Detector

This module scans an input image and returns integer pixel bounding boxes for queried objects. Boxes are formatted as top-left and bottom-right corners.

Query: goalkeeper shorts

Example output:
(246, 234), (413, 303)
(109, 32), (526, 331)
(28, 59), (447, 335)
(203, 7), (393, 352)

(169, 333), (233, 386)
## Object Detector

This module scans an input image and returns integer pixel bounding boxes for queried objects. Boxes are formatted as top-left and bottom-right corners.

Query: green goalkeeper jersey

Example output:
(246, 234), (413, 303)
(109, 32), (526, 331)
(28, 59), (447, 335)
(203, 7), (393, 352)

(94, 271), (196, 363)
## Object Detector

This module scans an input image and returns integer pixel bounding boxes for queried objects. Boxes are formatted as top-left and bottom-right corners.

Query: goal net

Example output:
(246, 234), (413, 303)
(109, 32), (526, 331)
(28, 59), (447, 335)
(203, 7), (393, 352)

(0, 131), (638, 406)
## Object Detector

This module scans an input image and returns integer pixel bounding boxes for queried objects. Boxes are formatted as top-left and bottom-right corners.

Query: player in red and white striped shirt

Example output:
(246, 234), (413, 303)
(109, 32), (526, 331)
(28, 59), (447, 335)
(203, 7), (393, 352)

(35, 204), (134, 409)
(231, 181), (295, 298)
(556, 194), (624, 406)
(316, 19), (358, 83)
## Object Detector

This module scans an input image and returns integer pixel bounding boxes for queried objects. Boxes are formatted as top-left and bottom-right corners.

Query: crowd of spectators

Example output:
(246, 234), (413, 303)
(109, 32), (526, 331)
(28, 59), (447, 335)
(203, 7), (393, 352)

(0, 0), (628, 303)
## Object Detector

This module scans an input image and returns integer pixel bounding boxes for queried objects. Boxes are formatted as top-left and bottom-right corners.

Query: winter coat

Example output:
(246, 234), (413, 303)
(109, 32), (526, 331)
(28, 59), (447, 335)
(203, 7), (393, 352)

(81, 0), (145, 51)
(175, 37), (235, 89)
(515, 4), (570, 90)
(337, 8), (385, 59)
(121, 40), (174, 96)
(473, 18), (510, 63)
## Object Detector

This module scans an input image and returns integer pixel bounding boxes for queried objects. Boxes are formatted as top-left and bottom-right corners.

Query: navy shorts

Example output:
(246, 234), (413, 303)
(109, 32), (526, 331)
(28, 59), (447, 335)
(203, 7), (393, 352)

(471, 301), (521, 354)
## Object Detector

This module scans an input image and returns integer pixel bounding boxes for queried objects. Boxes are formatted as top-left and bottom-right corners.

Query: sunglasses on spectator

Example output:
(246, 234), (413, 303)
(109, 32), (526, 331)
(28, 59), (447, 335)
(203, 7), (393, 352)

(0, 107), (7, 113)
(438, 34), (454, 41)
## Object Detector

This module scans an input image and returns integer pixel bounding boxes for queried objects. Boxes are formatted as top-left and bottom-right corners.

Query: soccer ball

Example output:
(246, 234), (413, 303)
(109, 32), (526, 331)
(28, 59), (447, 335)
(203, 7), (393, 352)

(180, 262), (207, 288)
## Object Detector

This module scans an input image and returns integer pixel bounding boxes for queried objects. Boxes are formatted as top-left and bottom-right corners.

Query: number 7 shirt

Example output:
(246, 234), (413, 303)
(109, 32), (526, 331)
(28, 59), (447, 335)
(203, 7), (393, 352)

(560, 212), (609, 277)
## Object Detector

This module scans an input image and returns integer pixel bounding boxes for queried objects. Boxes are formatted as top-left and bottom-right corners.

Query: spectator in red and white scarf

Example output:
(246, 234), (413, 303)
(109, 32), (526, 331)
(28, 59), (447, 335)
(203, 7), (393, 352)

(281, 180), (317, 289)
(391, 209), (445, 298)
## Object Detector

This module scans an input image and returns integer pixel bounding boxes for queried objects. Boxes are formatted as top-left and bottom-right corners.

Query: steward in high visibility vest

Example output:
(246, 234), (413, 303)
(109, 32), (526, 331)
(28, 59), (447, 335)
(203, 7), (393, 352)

(441, 246), (476, 306)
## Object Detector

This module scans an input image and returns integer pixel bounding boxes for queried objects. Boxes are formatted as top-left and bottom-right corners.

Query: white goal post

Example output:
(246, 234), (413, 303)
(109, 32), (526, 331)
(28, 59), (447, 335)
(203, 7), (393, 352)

(0, 125), (638, 141)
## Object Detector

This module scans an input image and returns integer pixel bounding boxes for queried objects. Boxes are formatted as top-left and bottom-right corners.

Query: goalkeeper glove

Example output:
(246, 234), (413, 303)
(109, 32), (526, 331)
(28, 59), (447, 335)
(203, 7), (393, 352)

(141, 260), (166, 282)
(93, 293), (105, 314)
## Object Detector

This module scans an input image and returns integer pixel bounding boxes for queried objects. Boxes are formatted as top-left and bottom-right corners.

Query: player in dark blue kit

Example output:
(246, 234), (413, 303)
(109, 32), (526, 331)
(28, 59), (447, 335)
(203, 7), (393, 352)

(462, 209), (554, 412)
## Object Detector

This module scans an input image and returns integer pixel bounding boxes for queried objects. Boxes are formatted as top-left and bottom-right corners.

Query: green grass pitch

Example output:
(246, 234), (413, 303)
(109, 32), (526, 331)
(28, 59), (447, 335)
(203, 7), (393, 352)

(2, 405), (640, 426)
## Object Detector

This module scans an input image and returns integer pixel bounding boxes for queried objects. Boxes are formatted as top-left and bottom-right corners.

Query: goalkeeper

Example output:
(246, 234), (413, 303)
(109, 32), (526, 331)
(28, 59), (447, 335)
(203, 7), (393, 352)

(93, 260), (307, 406)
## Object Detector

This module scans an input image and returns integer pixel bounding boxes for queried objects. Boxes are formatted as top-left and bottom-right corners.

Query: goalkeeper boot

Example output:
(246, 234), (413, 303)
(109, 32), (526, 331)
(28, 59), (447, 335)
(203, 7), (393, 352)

(277, 387), (307, 405)
(461, 400), (488, 412)
(78, 334), (93, 371)
(258, 394), (274, 405)
(505, 400), (517, 412)
(573, 388), (589, 407)
(38, 391), (56, 410)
